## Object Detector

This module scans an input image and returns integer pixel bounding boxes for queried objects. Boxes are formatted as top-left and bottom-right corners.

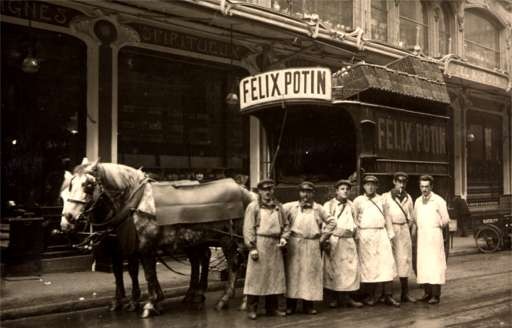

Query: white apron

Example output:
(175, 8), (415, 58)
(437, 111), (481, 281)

(244, 208), (286, 295)
(286, 208), (323, 301)
(383, 192), (414, 278)
(354, 195), (396, 283)
(323, 200), (360, 291)
(415, 194), (449, 284)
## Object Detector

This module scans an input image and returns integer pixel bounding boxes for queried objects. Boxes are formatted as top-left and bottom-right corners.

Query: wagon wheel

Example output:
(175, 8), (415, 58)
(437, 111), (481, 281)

(474, 227), (501, 253)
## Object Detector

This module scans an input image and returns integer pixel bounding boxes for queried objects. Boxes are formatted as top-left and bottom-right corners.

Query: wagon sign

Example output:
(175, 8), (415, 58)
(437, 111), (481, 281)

(239, 67), (332, 110)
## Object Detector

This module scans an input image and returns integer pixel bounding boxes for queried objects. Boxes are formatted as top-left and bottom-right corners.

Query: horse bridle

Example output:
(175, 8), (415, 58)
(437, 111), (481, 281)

(66, 175), (107, 224)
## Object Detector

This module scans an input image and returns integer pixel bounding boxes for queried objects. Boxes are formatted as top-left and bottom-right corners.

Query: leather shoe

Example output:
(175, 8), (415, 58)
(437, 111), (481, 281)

(418, 294), (431, 302)
(427, 297), (440, 305)
(268, 309), (286, 317)
(328, 300), (338, 308)
(363, 297), (377, 306)
(384, 296), (401, 307)
(286, 307), (295, 315)
(247, 311), (257, 320)
(305, 308), (318, 315)
(401, 294), (416, 303)
(348, 298), (364, 308)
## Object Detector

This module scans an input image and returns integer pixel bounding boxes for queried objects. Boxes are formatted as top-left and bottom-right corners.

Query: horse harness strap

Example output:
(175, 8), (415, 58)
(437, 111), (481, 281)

(92, 177), (150, 230)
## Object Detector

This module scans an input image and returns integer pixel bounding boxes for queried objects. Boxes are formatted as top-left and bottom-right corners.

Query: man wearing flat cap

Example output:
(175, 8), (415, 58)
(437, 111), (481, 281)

(413, 175), (450, 304)
(353, 175), (399, 307)
(323, 179), (363, 308)
(283, 181), (336, 315)
(243, 179), (290, 319)
(383, 172), (416, 303)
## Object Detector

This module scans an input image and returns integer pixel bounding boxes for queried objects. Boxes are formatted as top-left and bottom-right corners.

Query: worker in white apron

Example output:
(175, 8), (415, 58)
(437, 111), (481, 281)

(284, 181), (336, 315)
(323, 179), (363, 308)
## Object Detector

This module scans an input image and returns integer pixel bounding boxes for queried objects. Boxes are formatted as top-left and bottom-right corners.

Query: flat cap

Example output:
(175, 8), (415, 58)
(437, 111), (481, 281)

(299, 181), (315, 191)
(362, 175), (378, 184)
(393, 172), (408, 180)
(257, 179), (274, 190)
(335, 179), (352, 188)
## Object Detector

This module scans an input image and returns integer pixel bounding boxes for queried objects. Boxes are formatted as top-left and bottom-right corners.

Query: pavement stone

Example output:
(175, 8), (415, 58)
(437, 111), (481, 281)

(0, 237), (481, 321)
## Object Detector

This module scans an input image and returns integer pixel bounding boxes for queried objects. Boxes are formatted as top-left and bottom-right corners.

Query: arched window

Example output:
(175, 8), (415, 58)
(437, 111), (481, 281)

(371, 0), (389, 42)
(437, 6), (452, 55)
(399, 0), (428, 53)
(464, 10), (500, 69)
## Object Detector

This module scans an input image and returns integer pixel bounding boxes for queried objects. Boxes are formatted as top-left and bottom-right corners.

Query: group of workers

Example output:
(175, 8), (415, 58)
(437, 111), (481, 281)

(242, 172), (450, 319)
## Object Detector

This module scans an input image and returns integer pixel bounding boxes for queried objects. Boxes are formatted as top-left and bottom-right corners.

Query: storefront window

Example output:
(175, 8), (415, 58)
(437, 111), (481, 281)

(438, 6), (451, 55)
(467, 111), (502, 194)
(1, 23), (86, 210)
(117, 47), (248, 181)
(399, 0), (428, 53)
(371, 0), (389, 42)
(264, 107), (356, 183)
(464, 10), (500, 69)
(271, 0), (353, 29)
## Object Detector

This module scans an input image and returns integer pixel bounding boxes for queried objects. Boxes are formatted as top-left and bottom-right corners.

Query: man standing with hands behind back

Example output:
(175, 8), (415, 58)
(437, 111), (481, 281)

(414, 175), (450, 304)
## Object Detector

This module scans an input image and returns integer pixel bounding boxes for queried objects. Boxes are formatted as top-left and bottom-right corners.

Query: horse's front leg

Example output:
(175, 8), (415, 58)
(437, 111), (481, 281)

(124, 255), (140, 312)
(194, 246), (211, 309)
(215, 244), (238, 311)
(183, 248), (199, 304)
(140, 255), (164, 318)
(109, 250), (126, 312)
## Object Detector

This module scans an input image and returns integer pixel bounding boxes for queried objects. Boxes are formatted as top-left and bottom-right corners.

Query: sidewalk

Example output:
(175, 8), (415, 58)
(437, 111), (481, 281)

(0, 237), (480, 321)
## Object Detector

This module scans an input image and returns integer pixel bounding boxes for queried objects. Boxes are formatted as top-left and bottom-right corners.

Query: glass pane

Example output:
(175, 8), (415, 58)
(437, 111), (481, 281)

(1, 23), (87, 209)
(468, 124), (484, 161)
(484, 128), (492, 161)
(465, 11), (498, 50)
(399, 19), (426, 50)
(464, 41), (500, 69)
(399, 0), (419, 20)
(371, 0), (388, 41)
(304, 0), (353, 29)
(438, 8), (450, 54)
(118, 48), (248, 180)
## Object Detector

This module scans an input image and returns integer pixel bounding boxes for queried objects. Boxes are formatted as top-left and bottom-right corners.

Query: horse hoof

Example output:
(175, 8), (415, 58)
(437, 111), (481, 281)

(140, 303), (160, 318)
(109, 301), (123, 312)
(215, 300), (227, 311)
(124, 301), (139, 312)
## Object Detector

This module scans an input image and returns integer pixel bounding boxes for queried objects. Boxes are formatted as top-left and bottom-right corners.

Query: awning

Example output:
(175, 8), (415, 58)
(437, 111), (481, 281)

(333, 56), (451, 110)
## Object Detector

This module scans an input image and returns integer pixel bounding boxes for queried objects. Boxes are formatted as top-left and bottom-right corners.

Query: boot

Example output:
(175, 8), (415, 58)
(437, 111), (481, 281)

(362, 284), (377, 306)
(286, 298), (297, 315)
(340, 292), (363, 308)
(383, 281), (400, 307)
(265, 295), (286, 316)
(428, 285), (441, 304)
(419, 284), (432, 302)
(247, 295), (258, 320)
(303, 300), (317, 315)
(384, 295), (401, 307)
(326, 290), (338, 308)
(400, 277), (416, 303)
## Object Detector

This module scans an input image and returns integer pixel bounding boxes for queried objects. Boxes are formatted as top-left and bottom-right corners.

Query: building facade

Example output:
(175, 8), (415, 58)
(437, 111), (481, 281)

(1, 0), (511, 232)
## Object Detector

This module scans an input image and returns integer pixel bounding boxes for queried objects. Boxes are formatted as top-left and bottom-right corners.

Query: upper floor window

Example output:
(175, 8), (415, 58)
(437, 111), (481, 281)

(371, 0), (389, 42)
(437, 6), (452, 55)
(271, 0), (353, 30)
(399, 0), (428, 53)
(464, 10), (500, 69)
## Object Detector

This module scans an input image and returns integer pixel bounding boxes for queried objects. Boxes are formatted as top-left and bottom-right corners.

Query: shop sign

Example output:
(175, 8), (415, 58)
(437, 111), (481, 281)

(128, 23), (248, 60)
(239, 68), (331, 110)
(374, 109), (448, 163)
(445, 59), (509, 90)
(0, 0), (82, 27)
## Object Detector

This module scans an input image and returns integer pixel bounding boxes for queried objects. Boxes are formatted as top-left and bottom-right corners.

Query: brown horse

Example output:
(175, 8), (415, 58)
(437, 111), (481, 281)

(60, 160), (255, 318)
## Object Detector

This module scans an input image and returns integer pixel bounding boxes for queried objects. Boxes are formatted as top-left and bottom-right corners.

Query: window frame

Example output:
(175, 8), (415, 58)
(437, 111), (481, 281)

(398, 0), (429, 53)
(463, 9), (501, 69)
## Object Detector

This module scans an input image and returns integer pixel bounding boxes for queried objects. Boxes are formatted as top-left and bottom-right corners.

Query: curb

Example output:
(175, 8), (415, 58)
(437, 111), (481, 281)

(0, 248), (481, 321)
(0, 281), (228, 321)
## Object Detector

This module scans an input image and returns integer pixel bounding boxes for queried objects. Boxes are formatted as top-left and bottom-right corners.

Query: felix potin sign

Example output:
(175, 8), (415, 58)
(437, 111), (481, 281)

(239, 68), (331, 110)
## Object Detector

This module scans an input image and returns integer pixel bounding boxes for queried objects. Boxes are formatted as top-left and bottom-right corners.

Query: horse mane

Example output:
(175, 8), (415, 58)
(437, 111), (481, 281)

(75, 162), (146, 192)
